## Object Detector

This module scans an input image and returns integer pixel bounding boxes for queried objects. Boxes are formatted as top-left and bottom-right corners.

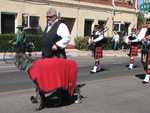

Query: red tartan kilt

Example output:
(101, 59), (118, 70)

(130, 46), (138, 56)
(146, 49), (150, 74)
(94, 47), (103, 59)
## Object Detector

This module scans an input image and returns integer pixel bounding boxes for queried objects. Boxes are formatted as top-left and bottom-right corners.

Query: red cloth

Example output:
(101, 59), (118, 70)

(27, 58), (78, 96)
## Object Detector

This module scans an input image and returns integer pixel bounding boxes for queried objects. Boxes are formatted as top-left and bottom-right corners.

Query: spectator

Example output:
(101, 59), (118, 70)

(16, 25), (26, 53)
(15, 25), (27, 69)
(111, 31), (120, 50)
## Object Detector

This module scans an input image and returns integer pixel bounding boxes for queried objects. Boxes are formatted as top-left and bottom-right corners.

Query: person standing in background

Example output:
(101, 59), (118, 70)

(42, 7), (70, 58)
(111, 31), (120, 50)
(16, 25), (26, 54)
(15, 25), (27, 69)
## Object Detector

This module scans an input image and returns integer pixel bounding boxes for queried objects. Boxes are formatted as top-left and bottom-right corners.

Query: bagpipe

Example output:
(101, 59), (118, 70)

(128, 35), (136, 41)
(88, 26), (108, 50)
(124, 34), (141, 45)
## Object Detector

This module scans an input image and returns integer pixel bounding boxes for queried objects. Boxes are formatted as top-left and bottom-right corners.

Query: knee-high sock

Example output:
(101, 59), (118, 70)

(143, 74), (150, 82)
(95, 59), (100, 66)
(130, 56), (134, 64)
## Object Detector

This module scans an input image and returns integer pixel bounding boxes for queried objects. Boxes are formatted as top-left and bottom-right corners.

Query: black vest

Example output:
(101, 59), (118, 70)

(42, 21), (66, 58)
(128, 35), (139, 46)
(92, 31), (103, 47)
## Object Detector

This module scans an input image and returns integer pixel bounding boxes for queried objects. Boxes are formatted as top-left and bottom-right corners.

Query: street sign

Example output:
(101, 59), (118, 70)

(140, 3), (150, 12)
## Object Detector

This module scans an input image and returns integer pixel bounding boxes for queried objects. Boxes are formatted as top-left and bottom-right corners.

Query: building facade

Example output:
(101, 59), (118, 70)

(140, 0), (150, 25)
(0, 0), (137, 45)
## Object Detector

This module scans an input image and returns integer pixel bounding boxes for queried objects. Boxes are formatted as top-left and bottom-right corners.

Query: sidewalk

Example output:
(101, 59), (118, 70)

(0, 49), (140, 60)
(66, 49), (132, 57)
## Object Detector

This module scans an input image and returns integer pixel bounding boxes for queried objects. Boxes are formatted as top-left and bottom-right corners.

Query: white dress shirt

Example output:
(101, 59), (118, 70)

(46, 19), (70, 48)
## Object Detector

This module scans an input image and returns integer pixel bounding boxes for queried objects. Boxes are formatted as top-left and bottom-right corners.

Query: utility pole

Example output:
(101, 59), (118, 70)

(112, 0), (116, 34)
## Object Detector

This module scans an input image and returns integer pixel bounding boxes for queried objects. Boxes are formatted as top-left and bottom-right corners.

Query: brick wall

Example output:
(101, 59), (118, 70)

(80, 0), (135, 8)
(80, 0), (112, 5)
(115, 0), (135, 9)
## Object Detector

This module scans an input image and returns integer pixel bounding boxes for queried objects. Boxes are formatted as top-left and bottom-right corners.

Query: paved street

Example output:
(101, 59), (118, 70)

(0, 50), (150, 113)
(0, 75), (150, 113)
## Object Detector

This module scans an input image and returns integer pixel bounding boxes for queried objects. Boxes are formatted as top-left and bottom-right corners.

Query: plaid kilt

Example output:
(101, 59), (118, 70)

(94, 47), (103, 59)
(146, 49), (150, 74)
(130, 45), (138, 57)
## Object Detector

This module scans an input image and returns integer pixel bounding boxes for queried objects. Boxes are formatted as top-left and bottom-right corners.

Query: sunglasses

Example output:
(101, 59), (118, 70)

(47, 15), (55, 19)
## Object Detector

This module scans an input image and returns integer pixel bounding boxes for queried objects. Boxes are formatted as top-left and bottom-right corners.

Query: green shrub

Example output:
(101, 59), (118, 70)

(0, 34), (16, 52)
(74, 36), (112, 50)
(25, 34), (42, 51)
(74, 36), (89, 50)
(0, 33), (43, 52)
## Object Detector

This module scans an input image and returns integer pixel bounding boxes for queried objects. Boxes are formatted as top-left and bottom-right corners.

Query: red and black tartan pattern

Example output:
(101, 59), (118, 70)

(130, 45), (138, 57)
(94, 47), (103, 59)
(146, 49), (150, 74)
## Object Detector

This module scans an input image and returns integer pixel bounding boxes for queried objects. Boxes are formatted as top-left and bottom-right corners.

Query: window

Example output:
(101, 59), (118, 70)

(125, 0), (133, 5)
(146, 18), (150, 24)
(113, 22), (125, 32)
(113, 24), (119, 32)
(98, 20), (106, 30)
(61, 17), (75, 33)
(84, 19), (93, 36)
(1, 13), (15, 34)
(22, 14), (39, 29)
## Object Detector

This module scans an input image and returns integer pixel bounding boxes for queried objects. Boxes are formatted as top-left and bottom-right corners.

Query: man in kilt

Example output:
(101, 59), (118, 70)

(88, 25), (104, 73)
(139, 26), (150, 83)
(127, 28), (140, 70)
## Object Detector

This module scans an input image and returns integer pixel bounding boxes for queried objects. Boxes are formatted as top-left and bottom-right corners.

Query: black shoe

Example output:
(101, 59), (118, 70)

(30, 96), (38, 103)
(128, 67), (133, 70)
(142, 81), (149, 84)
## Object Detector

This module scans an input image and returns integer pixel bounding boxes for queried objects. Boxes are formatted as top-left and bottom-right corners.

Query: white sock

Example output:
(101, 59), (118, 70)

(91, 66), (97, 72)
(129, 64), (133, 69)
(143, 74), (150, 82)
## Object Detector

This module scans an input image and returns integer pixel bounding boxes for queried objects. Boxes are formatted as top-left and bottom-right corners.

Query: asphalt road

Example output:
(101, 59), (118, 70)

(0, 56), (144, 93)
(0, 56), (150, 113)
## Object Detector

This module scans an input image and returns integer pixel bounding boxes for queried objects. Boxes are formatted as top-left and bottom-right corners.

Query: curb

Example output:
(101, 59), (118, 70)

(66, 49), (131, 57)
(0, 49), (141, 59)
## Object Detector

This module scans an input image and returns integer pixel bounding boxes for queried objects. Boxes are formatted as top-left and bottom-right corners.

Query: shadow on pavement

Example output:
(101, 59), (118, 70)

(135, 73), (145, 80)
(39, 83), (86, 110)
